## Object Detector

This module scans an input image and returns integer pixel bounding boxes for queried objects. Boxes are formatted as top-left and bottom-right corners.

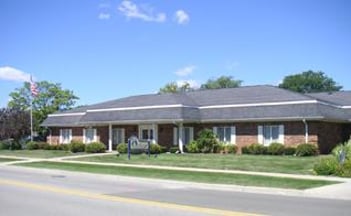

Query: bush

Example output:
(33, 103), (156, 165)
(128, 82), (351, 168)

(149, 144), (161, 154)
(267, 142), (285, 155)
(0, 141), (10, 150)
(342, 159), (351, 177)
(160, 145), (167, 153)
(213, 143), (225, 153)
(69, 141), (85, 153)
(226, 145), (238, 154)
(37, 142), (50, 150)
(284, 146), (296, 155)
(116, 143), (128, 153)
(332, 141), (351, 161)
(85, 142), (106, 153)
(26, 141), (39, 150)
(243, 143), (267, 155)
(296, 143), (319, 156)
(196, 129), (218, 153)
(169, 146), (180, 153)
(187, 140), (200, 153)
(313, 156), (343, 176)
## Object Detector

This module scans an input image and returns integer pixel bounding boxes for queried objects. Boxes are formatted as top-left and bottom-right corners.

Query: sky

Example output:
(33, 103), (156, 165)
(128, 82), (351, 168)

(1, 0), (350, 107)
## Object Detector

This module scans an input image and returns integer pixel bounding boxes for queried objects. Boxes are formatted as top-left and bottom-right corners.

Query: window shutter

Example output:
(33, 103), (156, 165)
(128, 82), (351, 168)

(258, 126), (263, 144)
(173, 127), (178, 146)
(189, 127), (194, 142)
(121, 128), (125, 144)
(93, 129), (97, 142)
(213, 127), (218, 135)
(230, 126), (236, 144)
(59, 129), (63, 144)
(83, 129), (86, 144)
(279, 125), (284, 144)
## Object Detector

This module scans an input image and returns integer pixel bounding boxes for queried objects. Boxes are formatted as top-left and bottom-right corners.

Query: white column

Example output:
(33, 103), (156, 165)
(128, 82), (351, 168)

(108, 123), (112, 152)
(178, 123), (184, 153)
(152, 123), (157, 144)
(303, 119), (309, 143)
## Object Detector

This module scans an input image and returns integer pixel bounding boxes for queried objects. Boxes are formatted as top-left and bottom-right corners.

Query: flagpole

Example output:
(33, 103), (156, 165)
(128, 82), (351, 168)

(30, 89), (33, 142)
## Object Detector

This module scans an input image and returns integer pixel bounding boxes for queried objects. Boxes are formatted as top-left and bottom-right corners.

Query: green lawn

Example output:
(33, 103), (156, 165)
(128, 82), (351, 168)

(0, 150), (82, 158)
(0, 158), (20, 163)
(71, 153), (323, 175)
(19, 161), (338, 190)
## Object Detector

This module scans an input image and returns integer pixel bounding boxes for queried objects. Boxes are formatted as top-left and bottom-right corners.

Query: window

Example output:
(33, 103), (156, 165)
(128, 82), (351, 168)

(213, 126), (236, 144)
(139, 125), (157, 142)
(113, 128), (125, 145)
(60, 129), (72, 144)
(258, 125), (284, 146)
(173, 127), (194, 146)
(84, 128), (96, 144)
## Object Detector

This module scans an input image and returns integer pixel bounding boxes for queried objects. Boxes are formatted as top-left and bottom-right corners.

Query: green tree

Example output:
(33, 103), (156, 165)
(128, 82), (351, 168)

(159, 81), (193, 94)
(279, 70), (342, 93)
(8, 81), (79, 137)
(0, 108), (30, 141)
(200, 76), (242, 89)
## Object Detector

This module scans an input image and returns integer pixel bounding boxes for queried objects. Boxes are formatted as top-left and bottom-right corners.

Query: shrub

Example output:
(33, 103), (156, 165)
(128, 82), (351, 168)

(26, 141), (39, 150)
(159, 145), (167, 153)
(69, 141), (85, 153)
(196, 129), (218, 153)
(54, 144), (70, 151)
(187, 140), (200, 153)
(296, 143), (319, 156)
(226, 145), (238, 154)
(284, 146), (296, 155)
(169, 146), (180, 153)
(116, 143), (127, 153)
(0, 141), (10, 150)
(244, 143), (267, 155)
(267, 142), (285, 155)
(342, 159), (351, 177)
(313, 156), (343, 176)
(149, 144), (161, 154)
(332, 141), (351, 161)
(37, 142), (50, 150)
(85, 142), (106, 153)
(213, 143), (225, 153)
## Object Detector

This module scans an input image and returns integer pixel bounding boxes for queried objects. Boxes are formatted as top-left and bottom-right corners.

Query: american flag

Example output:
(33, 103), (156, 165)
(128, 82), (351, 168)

(30, 75), (39, 97)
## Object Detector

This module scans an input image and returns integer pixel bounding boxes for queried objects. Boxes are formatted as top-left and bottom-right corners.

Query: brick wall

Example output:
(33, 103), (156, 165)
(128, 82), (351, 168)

(157, 124), (174, 148)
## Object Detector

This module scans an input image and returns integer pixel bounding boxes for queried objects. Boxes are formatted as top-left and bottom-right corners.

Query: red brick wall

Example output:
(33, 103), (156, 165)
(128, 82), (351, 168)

(158, 124), (174, 148)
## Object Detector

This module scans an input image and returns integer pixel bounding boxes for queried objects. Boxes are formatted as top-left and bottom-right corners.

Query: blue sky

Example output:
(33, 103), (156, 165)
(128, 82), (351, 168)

(1, 0), (350, 107)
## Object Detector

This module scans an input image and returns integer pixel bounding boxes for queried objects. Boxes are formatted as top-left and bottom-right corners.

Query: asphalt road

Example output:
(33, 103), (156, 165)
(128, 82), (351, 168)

(0, 166), (350, 216)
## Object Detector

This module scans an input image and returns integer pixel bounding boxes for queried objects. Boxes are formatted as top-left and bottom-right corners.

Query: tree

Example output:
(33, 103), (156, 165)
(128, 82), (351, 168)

(0, 108), (30, 141)
(279, 70), (342, 93)
(159, 81), (193, 94)
(200, 76), (242, 89)
(8, 81), (79, 137)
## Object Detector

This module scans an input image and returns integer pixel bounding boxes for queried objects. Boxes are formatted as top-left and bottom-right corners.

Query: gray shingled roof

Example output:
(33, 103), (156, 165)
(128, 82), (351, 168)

(307, 91), (351, 107)
(41, 85), (351, 126)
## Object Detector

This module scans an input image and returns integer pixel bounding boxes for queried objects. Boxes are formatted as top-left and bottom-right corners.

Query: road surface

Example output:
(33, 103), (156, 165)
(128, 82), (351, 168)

(0, 166), (350, 216)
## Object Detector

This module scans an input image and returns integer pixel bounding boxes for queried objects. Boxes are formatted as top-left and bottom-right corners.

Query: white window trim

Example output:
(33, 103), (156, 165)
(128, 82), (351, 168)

(83, 128), (97, 144)
(258, 125), (284, 146)
(173, 126), (194, 146)
(59, 129), (72, 144)
(213, 126), (236, 145)
(113, 128), (125, 145)
(139, 124), (158, 143)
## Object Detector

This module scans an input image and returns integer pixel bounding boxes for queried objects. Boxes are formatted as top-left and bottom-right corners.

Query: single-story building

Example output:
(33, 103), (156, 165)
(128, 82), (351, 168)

(42, 85), (351, 154)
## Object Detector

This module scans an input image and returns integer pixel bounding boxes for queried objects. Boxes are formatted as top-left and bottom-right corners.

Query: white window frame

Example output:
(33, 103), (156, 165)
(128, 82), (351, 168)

(112, 128), (125, 145)
(139, 124), (158, 143)
(59, 129), (72, 144)
(83, 128), (97, 144)
(258, 125), (284, 146)
(213, 126), (236, 144)
(173, 127), (194, 146)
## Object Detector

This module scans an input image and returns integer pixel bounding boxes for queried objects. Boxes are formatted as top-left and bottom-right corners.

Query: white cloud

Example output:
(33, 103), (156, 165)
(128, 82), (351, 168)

(174, 10), (189, 24)
(118, 0), (166, 23)
(98, 13), (111, 20)
(0, 66), (31, 82)
(175, 65), (196, 77)
(176, 80), (200, 89)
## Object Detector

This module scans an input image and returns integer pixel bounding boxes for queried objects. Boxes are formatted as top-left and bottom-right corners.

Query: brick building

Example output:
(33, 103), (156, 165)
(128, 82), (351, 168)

(42, 85), (351, 154)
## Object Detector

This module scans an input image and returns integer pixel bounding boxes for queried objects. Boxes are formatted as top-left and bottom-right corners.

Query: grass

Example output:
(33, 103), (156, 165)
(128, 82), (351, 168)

(0, 150), (82, 158)
(71, 153), (324, 175)
(0, 158), (20, 163)
(19, 161), (338, 190)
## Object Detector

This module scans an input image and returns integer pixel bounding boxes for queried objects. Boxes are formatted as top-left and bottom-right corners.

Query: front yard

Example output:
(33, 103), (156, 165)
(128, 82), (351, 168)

(0, 150), (82, 159)
(70, 153), (324, 175)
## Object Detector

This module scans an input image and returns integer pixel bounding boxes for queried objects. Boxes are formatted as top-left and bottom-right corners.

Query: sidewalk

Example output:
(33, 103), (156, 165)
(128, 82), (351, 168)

(1, 152), (351, 200)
